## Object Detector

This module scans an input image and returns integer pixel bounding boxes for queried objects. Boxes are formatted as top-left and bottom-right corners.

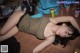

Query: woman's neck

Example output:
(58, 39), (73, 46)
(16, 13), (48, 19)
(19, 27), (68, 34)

(51, 23), (60, 32)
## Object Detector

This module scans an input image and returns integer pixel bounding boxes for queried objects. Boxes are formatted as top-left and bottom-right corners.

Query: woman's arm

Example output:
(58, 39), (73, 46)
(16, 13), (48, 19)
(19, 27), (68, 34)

(33, 35), (55, 53)
(49, 16), (80, 32)
(0, 6), (26, 35)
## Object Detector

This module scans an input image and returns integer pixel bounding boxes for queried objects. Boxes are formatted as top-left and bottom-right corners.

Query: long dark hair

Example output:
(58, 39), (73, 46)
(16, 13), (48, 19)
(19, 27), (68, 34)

(53, 22), (80, 47)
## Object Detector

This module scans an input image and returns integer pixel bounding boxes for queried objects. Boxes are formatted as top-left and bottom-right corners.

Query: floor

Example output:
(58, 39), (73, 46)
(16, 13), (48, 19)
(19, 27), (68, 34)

(14, 32), (80, 53)
(0, 0), (80, 53)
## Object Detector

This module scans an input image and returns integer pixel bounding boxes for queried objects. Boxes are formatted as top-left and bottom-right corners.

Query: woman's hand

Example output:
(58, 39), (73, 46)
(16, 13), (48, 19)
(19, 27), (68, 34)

(56, 24), (73, 37)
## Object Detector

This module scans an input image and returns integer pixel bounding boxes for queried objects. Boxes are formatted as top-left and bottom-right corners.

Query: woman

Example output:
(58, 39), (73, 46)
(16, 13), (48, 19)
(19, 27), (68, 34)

(0, 6), (80, 53)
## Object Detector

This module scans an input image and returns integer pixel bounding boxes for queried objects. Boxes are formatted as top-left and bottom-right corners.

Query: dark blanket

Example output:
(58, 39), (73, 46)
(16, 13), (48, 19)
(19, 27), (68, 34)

(0, 36), (20, 53)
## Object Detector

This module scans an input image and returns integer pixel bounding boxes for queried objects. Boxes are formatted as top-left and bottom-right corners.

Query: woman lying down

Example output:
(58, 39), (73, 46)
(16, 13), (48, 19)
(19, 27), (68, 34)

(0, 6), (80, 53)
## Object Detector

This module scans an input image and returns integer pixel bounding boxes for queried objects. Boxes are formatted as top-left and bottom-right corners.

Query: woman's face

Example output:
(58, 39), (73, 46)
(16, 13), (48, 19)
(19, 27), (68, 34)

(56, 24), (73, 37)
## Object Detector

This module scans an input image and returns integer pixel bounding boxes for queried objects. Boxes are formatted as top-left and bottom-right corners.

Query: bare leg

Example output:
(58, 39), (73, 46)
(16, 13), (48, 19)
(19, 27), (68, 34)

(0, 6), (26, 34)
(0, 14), (20, 34)
(0, 26), (18, 42)
(33, 35), (55, 53)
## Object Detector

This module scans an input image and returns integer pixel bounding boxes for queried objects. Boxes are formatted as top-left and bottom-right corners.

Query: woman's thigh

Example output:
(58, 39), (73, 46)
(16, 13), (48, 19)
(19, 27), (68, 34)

(0, 26), (19, 42)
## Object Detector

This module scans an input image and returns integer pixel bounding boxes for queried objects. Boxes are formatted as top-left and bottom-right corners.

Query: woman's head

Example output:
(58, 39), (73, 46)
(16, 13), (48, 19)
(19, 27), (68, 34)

(53, 23), (80, 46)
(56, 23), (73, 37)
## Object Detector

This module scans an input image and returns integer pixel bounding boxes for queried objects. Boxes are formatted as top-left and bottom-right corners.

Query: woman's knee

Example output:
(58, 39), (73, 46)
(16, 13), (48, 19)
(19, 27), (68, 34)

(0, 30), (6, 35)
(12, 26), (19, 34)
(0, 26), (18, 35)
